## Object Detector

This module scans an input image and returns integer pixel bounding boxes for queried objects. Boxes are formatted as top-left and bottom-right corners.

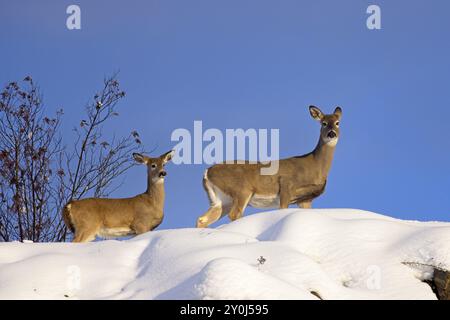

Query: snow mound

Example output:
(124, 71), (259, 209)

(0, 209), (449, 300)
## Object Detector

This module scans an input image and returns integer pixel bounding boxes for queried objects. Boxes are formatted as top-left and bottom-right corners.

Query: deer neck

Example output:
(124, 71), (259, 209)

(311, 139), (336, 178)
(144, 177), (165, 206)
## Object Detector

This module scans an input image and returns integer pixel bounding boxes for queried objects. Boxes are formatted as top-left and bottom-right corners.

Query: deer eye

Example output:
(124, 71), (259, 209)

(322, 122), (327, 127)
(335, 121), (340, 127)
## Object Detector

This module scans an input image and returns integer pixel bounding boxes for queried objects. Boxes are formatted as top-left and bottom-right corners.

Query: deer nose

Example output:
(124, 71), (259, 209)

(327, 131), (337, 139)
(159, 171), (167, 177)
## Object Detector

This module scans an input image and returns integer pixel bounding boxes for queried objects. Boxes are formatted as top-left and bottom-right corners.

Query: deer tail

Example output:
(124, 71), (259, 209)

(62, 202), (75, 233)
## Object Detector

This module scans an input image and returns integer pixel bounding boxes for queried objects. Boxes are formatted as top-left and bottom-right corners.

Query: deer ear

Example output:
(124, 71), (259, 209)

(162, 150), (174, 163)
(133, 153), (147, 164)
(309, 106), (324, 121)
(334, 107), (342, 119)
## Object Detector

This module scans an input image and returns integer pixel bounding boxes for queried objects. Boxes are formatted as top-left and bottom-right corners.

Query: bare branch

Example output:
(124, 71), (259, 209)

(0, 74), (145, 242)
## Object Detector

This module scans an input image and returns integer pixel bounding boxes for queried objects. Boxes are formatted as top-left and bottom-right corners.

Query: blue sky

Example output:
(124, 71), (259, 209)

(1, 0), (449, 228)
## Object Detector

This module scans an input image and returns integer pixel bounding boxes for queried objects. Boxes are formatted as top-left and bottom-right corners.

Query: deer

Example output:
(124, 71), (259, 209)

(62, 150), (174, 242)
(196, 105), (342, 228)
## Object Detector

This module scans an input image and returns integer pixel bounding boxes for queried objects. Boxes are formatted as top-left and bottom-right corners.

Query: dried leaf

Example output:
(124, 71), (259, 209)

(131, 131), (139, 138)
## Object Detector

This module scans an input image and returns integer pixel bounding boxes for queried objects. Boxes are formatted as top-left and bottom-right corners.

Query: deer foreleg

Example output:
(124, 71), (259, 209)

(297, 200), (312, 209)
(132, 222), (151, 234)
(279, 180), (293, 209)
(73, 228), (97, 243)
(228, 194), (252, 221)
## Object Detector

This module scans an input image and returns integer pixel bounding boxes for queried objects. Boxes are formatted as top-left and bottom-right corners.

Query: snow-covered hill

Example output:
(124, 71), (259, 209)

(0, 209), (449, 300)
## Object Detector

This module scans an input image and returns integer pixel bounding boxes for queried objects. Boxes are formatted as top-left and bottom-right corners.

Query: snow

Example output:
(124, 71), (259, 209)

(0, 208), (449, 300)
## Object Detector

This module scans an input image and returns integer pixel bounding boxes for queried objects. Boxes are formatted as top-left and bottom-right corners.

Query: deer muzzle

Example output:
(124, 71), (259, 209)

(327, 131), (337, 139)
(159, 171), (167, 177)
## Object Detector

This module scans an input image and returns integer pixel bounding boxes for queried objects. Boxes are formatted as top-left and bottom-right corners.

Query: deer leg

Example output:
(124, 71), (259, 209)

(197, 204), (223, 228)
(150, 219), (163, 231)
(132, 222), (150, 235)
(72, 228), (97, 243)
(280, 188), (291, 209)
(228, 194), (252, 221)
(197, 181), (234, 228)
(297, 200), (312, 209)
(279, 194), (290, 209)
(279, 182), (293, 209)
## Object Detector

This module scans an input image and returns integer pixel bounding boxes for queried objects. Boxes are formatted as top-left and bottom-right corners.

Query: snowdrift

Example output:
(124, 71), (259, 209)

(0, 209), (449, 300)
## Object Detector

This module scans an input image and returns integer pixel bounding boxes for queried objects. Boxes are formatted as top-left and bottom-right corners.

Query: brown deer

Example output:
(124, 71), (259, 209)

(63, 150), (174, 242)
(196, 106), (342, 228)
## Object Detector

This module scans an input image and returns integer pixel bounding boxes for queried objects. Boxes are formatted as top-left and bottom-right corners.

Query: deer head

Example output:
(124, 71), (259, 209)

(133, 150), (174, 183)
(309, 105), (342, 146)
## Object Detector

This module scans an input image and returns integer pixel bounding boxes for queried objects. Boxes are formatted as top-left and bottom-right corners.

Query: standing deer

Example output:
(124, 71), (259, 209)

(196, 106), (342, 228)
(63, 150), (174, 242)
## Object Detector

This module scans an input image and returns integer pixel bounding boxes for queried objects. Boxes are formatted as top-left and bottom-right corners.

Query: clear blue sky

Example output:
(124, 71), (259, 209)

(1, 0), (449, 228)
